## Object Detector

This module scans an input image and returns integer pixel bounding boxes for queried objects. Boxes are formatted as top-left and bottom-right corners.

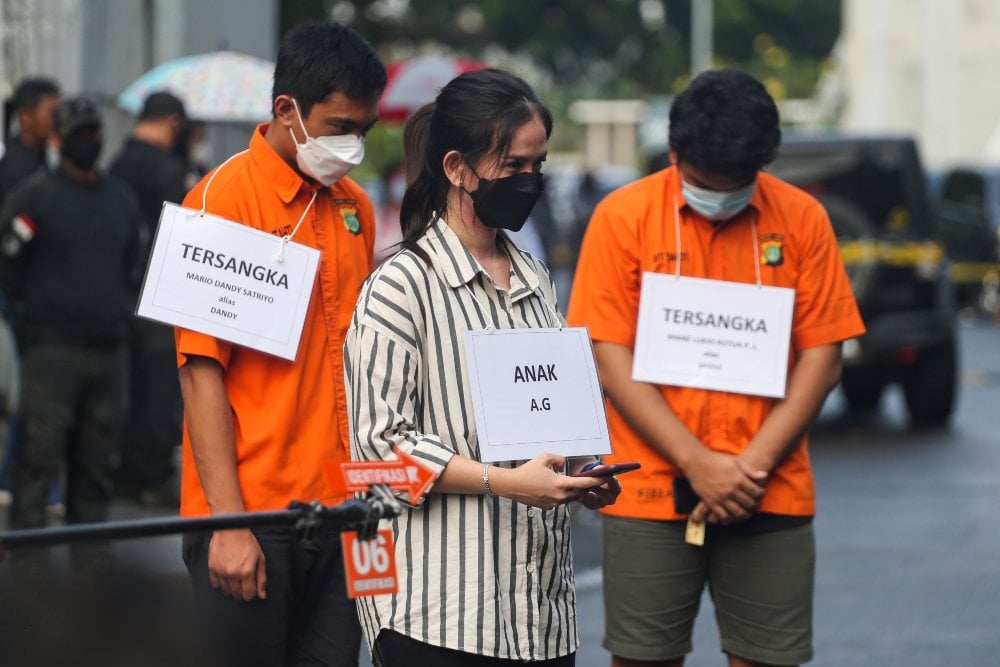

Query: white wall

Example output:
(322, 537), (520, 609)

(838, 0), (1000, 168)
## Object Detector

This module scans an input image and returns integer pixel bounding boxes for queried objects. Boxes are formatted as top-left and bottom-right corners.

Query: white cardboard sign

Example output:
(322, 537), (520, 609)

(632, 273), (795, 398)
(136, 202), (320, 361)
(463, 327), (611, 463)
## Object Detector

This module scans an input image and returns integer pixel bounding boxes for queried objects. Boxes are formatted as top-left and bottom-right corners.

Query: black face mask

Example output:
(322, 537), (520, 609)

(468, 171), (544, 232)
(61, 135), (102, 171)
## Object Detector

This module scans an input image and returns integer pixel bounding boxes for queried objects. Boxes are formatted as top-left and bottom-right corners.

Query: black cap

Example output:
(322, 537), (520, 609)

(139, 91), (187, 121)
(53, 96), (102, 136)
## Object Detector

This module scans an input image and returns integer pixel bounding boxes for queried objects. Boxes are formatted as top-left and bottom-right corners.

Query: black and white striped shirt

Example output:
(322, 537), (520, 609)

(344, 217), (578, 660)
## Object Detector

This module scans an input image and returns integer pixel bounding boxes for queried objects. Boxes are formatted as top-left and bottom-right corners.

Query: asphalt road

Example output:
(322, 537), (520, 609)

(2, 317), (998, 666)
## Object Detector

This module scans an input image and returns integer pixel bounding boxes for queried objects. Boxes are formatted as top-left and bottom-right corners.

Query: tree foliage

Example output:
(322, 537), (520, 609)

(280, 0), (840, 99)
(279, 1), (841, 176)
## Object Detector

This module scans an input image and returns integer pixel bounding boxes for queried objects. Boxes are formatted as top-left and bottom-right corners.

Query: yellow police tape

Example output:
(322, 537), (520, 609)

(838, 240), (999, 284)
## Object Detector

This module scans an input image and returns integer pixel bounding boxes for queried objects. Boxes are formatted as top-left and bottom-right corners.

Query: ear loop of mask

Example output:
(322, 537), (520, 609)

(673, 170), (762, 287)
(289, 98), (310, 147)
(187, 147), (319, 263)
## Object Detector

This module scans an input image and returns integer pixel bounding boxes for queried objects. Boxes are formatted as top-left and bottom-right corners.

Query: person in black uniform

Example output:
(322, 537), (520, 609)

(0, 78), (60, 505)
(0, 96), (141, 573)
(109, 91), (188, 506)
(0, 78), (60, 202)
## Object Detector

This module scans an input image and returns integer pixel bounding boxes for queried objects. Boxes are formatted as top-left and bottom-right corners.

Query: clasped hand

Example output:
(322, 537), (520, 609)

(686, 451), (767, 524)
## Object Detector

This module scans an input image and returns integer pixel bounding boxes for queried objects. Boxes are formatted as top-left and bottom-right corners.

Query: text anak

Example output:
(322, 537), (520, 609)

(514, 364), (558, 383)
(181, 243), (289, 289)
(662, 308), (768, 333)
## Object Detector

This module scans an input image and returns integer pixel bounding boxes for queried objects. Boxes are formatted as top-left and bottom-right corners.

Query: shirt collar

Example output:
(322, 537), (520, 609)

(248, 122), (311, 204)
(420, 218), (541, 298)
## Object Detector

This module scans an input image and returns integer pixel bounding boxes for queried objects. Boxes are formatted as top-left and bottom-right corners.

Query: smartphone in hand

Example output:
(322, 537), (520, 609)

(572, 461), (641, 477)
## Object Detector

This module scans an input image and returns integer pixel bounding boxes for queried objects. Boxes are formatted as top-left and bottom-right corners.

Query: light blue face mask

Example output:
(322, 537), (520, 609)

(681, 177), (756, 221)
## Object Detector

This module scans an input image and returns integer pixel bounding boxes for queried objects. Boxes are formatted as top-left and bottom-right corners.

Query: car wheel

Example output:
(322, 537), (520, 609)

(840, 365), (884, 412)
(902, 342), (957, 427)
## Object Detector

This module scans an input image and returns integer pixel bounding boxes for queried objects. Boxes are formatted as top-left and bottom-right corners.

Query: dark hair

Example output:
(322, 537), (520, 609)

(668, 69), (780, 183)
(139, 91), (186, 121)
(272, 22), (387, 117)
(53, 96), (102, 137)
(399, 68), (552, 261)
(11, 77), (59, 112)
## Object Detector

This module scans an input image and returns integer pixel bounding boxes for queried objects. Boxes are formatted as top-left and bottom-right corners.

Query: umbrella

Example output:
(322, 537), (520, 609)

(118, 51), (274, 123)
(379, 54), (486, 122)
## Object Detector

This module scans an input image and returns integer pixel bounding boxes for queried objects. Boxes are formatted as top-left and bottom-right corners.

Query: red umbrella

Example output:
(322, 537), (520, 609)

(379, 54), (486, 122)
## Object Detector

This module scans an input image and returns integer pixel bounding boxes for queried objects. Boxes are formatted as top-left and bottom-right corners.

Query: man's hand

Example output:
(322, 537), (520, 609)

(208, 528), (267, 601)
(685, 451), (767, 524)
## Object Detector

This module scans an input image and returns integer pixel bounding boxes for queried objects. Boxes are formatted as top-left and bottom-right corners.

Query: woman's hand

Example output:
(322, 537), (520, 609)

(490, 453), (607, 510)
(574, 473), (622, 509)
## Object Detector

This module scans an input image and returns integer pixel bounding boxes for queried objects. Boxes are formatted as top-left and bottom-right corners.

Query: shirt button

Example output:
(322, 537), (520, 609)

(526, 563), (535, 574)
(527, 509), (537, 518)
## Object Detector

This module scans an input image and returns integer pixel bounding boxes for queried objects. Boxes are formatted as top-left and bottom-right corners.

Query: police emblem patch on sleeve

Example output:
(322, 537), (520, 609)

(340, 205), (361, 235)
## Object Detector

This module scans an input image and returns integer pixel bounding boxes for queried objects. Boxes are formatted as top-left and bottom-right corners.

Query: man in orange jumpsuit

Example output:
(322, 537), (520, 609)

(569, 70), (865, 667)
(176, 23), (385, 666)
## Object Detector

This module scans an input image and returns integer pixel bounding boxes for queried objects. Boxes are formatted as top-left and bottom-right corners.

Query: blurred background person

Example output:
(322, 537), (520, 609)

(0, 77), (60, 202)
(374, 163), (406, 263)
(174, 118), (213, 192)
(0, 77), (60, 510)
(0, 96), (141, 573)
(109, 91), (188, 508)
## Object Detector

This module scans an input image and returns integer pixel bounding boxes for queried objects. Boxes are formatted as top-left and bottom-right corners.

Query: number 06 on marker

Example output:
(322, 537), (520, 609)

(341, 529), (398, 598)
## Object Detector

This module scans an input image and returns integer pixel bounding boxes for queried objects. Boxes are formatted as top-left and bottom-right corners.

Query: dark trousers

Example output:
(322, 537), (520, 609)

(375, 630), (576, 667)
(8, 341), (127, 569)
(183, 523), (362, 667)
(117, 321), (182, 491)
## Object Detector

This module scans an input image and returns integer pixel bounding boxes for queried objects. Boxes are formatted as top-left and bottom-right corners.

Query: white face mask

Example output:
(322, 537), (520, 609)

(681, 177), (756, 221)
(288, 98), (365, 186)
(45, 143), (60, 170)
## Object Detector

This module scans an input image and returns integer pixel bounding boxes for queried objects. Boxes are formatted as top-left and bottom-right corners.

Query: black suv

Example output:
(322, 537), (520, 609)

(768, 136), (958, 426)
(933, 166), (1000, 313)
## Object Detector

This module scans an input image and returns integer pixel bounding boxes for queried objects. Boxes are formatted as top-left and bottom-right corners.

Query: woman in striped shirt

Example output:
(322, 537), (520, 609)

(344, 69), (621, 666)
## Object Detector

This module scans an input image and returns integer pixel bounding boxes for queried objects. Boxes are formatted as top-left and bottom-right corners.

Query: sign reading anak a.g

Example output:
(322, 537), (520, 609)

(632, 273), (795, 398)
(137, 203), (320, 361)
(464, 327), (611, 463)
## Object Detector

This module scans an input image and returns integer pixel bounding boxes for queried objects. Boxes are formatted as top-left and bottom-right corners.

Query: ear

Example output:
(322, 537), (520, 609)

(668, 149), (678, 166)
(442, 150), (469, 189)
(273, 95), (298, 129)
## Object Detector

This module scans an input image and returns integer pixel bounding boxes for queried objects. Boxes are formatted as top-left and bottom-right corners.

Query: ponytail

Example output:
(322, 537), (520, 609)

(399, 103), (443, 263)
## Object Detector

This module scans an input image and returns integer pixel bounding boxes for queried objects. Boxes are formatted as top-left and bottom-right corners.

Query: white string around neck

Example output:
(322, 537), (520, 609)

(189, 148), (319, 263)
(193, 150), (248, 217)
(673, 172), (762, 288)
(276, 190), (318, 263)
